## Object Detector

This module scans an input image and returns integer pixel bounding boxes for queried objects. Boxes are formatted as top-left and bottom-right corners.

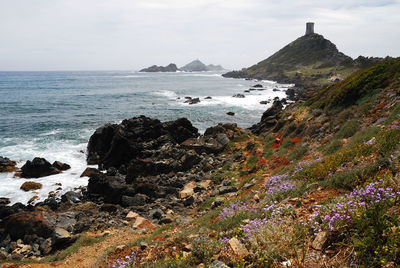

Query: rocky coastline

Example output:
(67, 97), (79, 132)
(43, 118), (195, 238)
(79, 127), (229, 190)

(0, 116), (248, 261)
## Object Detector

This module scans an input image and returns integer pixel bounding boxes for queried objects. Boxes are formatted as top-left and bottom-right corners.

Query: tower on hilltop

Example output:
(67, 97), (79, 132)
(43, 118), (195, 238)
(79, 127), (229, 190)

(305, 22), (315, 35)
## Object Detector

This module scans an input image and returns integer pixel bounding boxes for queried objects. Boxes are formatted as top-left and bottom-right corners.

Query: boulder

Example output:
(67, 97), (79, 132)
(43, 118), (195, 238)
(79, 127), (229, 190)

(204, 123), (246, 140)
(126, 211), (139, 221)
(0, 156), (17, 173)
(80, 167), (101, 177)
(20, 157), (60, 178)
(226, 112), (235, 116)
(0, 197), (10, 205)
(179, 181), (196, 199)
(252, 84), (263, 88)
(250, 99), (284, 134)
(87, 173), (127, 204)
(86, 116), (198, 169)
(52, 161), (71, 171)
(204, 96), (212, 99)
(133, 216), (157, 231)
(20, 181), (42, 191)
(86, 123), (118, 165)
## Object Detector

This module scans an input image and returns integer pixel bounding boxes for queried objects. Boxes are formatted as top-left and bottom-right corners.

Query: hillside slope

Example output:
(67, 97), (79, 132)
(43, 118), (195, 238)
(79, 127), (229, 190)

(223, 33), (384, 91)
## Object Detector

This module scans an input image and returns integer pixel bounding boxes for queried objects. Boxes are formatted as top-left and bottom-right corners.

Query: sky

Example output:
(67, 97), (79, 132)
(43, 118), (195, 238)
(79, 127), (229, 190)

(0, 0), (399, 71)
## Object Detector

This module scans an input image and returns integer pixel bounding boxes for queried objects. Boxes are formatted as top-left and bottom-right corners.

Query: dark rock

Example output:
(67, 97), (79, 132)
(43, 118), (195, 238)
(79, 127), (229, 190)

(150, 208), (163, 220)
(273, 88), (280, 92)
(0, 156), (17, 173)
(140, 63), (179, 72)
(88, 173), (126, 204)
(244, 90), (250, 93)
(52, 161), (71, 171)
(204, 96), (212, 99)
(80, 167), (101, 177)
(159, 215), (173, 224)
(183, 196), (195, 206)
(260, 100), (270, 105)
(185, 97), (200, 105)
(61, 191), (81, 203)
(0, 197), (10, 205)
(87, 116), (198, 169)
(87, 123), (118, 165)
(232, 94), (245, 98)
(250, 100), (284, 134)
(21, 157), (60, 178)
(204, 123), (246, 140)
(2, 211), (54, 240)
(121, 194), (149, 207)
(218, 186), (238, 195)
(20, 181), (42, 191)
(226, 112), (235, 116)
(252, 84), (263, 88)
(100, 204), (119, 213)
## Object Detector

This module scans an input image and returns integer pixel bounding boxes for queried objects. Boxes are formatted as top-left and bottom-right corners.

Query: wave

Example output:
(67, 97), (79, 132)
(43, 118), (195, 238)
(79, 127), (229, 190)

(0, 136), (90, 205)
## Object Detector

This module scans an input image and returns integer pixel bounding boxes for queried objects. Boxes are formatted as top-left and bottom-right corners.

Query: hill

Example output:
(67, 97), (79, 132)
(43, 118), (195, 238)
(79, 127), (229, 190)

(223, 26), (384, 90)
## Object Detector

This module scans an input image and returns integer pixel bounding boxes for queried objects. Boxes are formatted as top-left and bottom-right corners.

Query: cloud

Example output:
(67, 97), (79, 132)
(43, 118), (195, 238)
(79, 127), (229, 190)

(0, 0), (399, 70)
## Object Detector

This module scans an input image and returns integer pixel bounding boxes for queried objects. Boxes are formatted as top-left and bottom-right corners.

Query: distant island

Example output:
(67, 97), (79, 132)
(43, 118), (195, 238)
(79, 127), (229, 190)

(139, 63), (179, 72)
(139, 59), (224, 72)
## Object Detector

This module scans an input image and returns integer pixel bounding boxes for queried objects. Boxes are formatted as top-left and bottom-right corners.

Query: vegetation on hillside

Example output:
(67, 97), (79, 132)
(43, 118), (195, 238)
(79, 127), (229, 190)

(95, 59), (400, 267)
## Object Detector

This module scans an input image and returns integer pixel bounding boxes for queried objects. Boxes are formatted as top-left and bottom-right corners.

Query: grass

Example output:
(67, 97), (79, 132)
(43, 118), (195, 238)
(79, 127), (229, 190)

(335, 119), (359, 139)
(43, 235), (107, 263)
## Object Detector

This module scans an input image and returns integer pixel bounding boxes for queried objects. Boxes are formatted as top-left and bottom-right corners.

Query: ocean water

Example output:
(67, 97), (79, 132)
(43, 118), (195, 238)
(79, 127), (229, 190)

(0, 71), (290, 204)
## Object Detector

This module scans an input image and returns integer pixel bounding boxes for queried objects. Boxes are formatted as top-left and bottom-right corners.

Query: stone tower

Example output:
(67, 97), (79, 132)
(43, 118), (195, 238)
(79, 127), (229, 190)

(305, 22), (315, 35)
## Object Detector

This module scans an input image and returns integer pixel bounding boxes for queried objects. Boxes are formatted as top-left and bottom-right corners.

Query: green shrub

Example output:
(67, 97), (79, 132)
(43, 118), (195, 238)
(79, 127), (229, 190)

(322, 139), (343, 155)
(335, 120), (359, 139)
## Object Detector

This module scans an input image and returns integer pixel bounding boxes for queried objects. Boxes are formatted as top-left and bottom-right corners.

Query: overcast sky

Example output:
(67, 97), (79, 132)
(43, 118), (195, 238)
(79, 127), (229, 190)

(1, 0), (399, 71)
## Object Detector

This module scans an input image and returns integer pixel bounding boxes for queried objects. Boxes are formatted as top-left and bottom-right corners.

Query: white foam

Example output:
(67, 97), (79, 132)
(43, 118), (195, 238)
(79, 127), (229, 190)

(176, 88), (288, 110)
(152, 90), (178, 99)
(0, 137), (91, 205)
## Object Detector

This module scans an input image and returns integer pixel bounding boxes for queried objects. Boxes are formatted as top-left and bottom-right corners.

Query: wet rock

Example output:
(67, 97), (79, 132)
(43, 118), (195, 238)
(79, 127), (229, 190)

(185, 97), (201, 105)
(252, 84), (263, 88)
(0, 197), (10, 205)
(80, 167), (101, 177)
(52, 161), (71, 171)
(273, 88), (280, 92)
(61, 191), (81, 203)
(259, 100), (270, 105)
(0, 156), (17, 173)
(232, 94), (245, 98)
(21, 157), (60, 178)
(226, 112), (235, 116)
(204, 96), (212, 99)
(20, 181), (42, 191)
(228, 237), (249, 257)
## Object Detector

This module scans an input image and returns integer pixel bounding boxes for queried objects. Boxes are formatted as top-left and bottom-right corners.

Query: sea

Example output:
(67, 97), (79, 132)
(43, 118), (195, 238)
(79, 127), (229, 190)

(0, 70), (291, 205)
